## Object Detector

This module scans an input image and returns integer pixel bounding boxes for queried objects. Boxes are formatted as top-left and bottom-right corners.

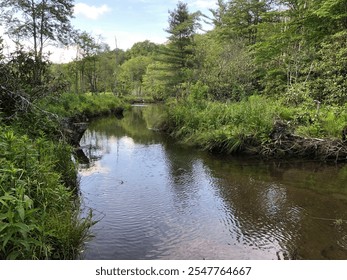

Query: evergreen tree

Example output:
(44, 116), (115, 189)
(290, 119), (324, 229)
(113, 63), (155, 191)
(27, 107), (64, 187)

(161, 1), (201, 95)
(209, 0), (228, 27)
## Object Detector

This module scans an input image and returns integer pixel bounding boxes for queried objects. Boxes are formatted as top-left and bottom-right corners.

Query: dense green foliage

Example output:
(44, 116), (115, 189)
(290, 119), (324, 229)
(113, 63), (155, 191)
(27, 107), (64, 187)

(51, 1), (347, 107)
(166, 95), (280, 153)
(0, 52), (97, 258)
(39, 92), (127, 118)
(0, 125), (92, 259)
(0, 80), (119, 260)
(0, 1), (123, 259)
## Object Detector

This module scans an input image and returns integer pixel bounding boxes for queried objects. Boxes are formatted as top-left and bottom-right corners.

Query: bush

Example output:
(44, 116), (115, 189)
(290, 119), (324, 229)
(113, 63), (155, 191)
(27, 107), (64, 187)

(166, 94), (347, 154)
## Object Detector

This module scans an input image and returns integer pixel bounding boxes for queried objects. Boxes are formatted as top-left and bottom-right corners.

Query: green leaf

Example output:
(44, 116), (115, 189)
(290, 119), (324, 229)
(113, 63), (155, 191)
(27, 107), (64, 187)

(0, 214), (9, 221)
(2, 230), (14, 249)
(16, 205), (25, 222)
(7, 250), (21, 260)
(19, 240), (31, 251)
(0, 198), (9, 207)
(13, 222), (30, 233)
(0, 222), (9, 233)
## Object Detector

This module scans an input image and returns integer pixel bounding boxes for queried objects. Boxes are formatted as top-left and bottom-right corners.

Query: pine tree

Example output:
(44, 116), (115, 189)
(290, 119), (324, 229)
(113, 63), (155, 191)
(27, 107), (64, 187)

(161, 1), (201, 94)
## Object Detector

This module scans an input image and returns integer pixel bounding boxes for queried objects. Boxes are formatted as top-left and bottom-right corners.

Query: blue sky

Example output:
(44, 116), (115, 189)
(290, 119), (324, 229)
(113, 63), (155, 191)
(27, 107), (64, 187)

(72, 0), (215, 50)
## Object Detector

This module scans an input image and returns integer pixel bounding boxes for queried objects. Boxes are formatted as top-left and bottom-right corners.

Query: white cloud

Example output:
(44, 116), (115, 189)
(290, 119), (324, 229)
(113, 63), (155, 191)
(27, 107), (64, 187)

(74, 3), (111, 20)
(191, 0), (216, 10)
(49, 45), (78, 63)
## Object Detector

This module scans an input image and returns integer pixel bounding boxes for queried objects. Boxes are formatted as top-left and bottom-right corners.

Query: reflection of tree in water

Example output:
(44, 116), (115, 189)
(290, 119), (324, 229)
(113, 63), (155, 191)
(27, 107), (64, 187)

(121, 105), (169, 143)
(140, 106), (203, 208)
(78, 105), (347, 259)
(161, 142), (199, 210)
(79, 129), (111, 169)
(78, 105), (168, 169)
(74, 148), (90, 165)
(201, 155), (347, 259)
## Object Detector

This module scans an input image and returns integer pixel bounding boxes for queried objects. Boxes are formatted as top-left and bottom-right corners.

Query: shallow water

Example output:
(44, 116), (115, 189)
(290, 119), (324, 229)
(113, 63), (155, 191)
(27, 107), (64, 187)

(78, 105), (347, 260)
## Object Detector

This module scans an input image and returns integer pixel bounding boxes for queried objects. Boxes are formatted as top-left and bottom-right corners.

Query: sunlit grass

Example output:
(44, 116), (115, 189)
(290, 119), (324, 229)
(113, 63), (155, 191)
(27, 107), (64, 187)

(166, 95), (347, 154)
(39, 92), (127, 118)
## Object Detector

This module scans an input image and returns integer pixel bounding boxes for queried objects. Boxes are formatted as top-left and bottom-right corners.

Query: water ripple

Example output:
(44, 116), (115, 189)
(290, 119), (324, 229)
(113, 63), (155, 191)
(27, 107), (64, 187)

(79, 110), (347, 260)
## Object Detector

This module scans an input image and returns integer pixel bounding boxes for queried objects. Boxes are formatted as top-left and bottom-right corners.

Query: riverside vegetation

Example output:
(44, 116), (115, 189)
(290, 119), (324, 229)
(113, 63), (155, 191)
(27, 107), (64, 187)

(164, 94), (347, 160)
(1, 0), (347, 259)
(0, 92), (125, 259)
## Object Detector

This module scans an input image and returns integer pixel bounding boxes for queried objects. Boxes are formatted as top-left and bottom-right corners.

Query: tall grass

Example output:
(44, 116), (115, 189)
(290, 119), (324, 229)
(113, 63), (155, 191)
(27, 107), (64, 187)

(0, 126), (93, 259)
(40, 92), (128, 118)
(166, 96), (282, 153)
(166, 95), (347, 154)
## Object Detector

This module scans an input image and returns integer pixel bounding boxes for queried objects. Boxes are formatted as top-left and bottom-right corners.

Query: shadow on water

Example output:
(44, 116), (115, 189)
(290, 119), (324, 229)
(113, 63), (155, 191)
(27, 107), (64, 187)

(78, 105), (347, 260)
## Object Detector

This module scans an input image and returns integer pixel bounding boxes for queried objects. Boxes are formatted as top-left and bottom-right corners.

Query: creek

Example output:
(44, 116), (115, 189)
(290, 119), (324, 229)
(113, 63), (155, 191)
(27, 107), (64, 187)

(78, 105), (347, 259)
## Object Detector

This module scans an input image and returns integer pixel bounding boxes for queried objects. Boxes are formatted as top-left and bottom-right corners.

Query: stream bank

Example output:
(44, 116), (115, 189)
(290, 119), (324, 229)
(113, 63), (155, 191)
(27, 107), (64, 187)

(162, 97), (347, 162)
(0, 92), (126, 259)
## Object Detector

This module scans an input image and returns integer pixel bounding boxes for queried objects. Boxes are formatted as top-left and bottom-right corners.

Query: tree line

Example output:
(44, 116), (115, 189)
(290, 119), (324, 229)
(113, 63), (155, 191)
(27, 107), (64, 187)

(1, 0), (347, 110)
(57, 0), (347, 107)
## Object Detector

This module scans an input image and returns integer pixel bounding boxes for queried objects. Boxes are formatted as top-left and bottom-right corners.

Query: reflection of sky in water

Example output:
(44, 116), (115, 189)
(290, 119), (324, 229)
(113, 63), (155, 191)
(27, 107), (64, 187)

(78, 108), (347, 260)
(80, 131), (290, 259)
(262, 184), (287, 216)
(79, 161), (110, 176)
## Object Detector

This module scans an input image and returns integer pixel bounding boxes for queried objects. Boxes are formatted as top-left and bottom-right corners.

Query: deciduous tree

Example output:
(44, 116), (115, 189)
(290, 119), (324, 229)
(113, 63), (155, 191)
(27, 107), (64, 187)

(0, 0), (74, 84)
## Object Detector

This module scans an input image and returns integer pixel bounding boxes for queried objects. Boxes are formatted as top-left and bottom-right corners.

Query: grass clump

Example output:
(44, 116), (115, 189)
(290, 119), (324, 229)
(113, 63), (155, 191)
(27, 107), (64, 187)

(40, 92), (127, 118)
(166, 95), (288, 153)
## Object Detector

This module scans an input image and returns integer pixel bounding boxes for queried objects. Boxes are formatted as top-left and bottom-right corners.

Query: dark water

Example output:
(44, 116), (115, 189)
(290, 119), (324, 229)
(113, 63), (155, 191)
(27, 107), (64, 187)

(78, 105), (347, 260)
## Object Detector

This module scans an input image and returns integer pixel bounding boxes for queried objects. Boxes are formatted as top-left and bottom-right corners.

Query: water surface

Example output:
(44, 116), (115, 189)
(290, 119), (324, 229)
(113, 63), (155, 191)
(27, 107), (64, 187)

(79, 105), (347, 260)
